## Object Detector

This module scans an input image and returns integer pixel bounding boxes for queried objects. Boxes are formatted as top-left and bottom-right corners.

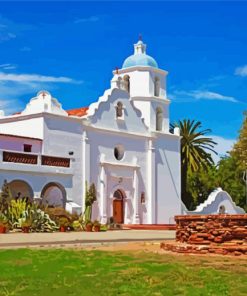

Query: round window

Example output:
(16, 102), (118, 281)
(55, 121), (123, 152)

(114, 145), (124, 160)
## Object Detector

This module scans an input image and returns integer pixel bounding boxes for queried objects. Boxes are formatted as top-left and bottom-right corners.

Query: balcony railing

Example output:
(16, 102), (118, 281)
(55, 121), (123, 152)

(41, 155), (70, 168)
(3, 151), (38, 165)
(1, 150), (71, 168)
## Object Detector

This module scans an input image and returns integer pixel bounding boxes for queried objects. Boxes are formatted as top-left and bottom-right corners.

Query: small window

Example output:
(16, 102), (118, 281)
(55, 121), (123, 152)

(123, 75), (130, 93)
(156, 107), (163, 131)
(24, 144), (32, 153)
(116, 102), (124, 119)
(114, 145), (124, 160)
(218, 205), (226, 214)
(154, 77), (160, 97)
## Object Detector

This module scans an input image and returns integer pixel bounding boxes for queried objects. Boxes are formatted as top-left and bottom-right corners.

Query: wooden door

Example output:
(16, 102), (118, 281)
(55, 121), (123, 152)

(113, 199), (123, 224)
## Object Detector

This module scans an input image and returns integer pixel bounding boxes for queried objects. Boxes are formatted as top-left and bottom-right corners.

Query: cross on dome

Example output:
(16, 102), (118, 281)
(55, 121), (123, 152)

(41, 91), (47, 99)
(134, 37), (146, 54)
(122, 37), (158, 68)
(37, 90), (51, 99)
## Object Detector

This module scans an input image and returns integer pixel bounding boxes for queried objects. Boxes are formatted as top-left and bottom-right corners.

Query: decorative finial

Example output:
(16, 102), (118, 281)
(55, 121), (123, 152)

(41, 91), (47, 99)
(115, 67), (119, 74)
(138, 33), (142, 41)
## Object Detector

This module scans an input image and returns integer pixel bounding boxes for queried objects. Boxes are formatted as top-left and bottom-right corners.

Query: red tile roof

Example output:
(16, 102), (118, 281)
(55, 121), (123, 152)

(66, 107), (89, 117)
(11, 107), (89, 117)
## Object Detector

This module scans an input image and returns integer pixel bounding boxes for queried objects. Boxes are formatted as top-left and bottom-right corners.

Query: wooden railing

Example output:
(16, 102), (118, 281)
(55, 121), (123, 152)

(41, 155), (70, 168)
(2, 151), (70, 168)
(3, 151), (38, 165)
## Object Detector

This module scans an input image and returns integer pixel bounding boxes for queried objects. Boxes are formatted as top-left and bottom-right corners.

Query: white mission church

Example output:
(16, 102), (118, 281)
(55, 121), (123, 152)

(0, 38), (183, 224)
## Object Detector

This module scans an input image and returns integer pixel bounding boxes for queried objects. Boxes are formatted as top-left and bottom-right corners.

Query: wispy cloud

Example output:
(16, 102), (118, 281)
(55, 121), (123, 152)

(20, 46), (31, 52)
(0, 98), (21, 115)
(210, 135), (235, 163)
(0, 64), (17, 70)
(74, 16), (99, 24)
(0, 70), (82, 115)
(0, 14), (34, 43)
(172, 90), (238, 103)
(235, 65), (247, 77)
(0, 72), (81, 84)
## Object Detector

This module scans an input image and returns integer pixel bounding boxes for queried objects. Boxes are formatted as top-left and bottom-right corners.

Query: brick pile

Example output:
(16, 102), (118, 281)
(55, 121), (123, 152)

(160, 214), (247, 256)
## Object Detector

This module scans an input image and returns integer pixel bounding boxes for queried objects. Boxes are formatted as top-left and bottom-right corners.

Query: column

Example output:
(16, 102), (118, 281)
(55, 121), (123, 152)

(147, 139), (156, 224)
(100, 164), (107, 224)
(81, 131), (87, 214)
(133, 168), (140, 224)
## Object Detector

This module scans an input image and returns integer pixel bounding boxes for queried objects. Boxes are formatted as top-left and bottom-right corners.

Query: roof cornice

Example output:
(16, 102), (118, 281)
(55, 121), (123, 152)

(113, 66), (168, 76)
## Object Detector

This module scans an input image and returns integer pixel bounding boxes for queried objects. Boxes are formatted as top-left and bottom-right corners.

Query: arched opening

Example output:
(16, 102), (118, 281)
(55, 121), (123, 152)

(116, 101), (123, 118)
(218, 205), (226, 214)
(8, 180), (34, 201)
(41, 182), (66, 208)
(154, 77), (160, 97)
(156, 107), (163, 131)
(113, 189), (125, 224)
(123, 75), (130, 93)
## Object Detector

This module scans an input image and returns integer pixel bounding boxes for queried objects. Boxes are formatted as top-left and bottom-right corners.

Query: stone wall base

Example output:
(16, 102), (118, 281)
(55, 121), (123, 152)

(160, 240), (247, 256)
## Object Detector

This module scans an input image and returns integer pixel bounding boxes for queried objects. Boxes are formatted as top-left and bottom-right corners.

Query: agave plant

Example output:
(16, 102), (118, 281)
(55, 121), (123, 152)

(16, 204), (58, 232)
(6, 199), (30, 229)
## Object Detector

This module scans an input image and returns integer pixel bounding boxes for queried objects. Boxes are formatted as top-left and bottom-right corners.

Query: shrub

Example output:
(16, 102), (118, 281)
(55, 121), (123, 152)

(44, 207), (71, 224)
(72, 220), (83, 231)
(0, 213), (8, 227)
(58, 217), (70, 228)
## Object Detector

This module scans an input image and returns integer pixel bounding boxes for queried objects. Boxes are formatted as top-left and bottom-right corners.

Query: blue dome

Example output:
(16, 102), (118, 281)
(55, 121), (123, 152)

(122, 53), (158, 69)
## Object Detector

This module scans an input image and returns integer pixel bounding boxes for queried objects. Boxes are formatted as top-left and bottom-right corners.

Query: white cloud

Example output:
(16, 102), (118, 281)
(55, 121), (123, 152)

(235, 65), (247, 77)
(0, 72), (81, 83)
(74, 16), (99, 24)
(0, 15), (34, 43)
(0, 98), (21, 114)
(0, 71), (82, 115)
(172, 90), (238, 103)
(210, 135), (235, 164)
(0, 64), (17, 70)
(20, 46), (31, 52)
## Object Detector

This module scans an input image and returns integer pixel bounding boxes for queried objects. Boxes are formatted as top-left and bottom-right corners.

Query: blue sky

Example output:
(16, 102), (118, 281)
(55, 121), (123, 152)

(0, 1), (247, 159)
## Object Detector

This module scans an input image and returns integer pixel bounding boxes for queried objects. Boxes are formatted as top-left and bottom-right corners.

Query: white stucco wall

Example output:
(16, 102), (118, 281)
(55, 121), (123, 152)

(43, 114), (83, 207)
(0, 116), (44, 139)
(0, 135), (42, 153)
(154, 134), (182, 223)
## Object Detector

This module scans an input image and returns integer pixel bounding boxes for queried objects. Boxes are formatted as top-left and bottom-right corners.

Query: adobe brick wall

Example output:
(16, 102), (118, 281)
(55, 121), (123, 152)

(160, 214), (247, 256)
(175, 214), (247, 244)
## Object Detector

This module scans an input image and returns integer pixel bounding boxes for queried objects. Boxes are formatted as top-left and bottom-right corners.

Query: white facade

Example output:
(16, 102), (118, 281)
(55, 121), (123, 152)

(0, 39), (182, 224)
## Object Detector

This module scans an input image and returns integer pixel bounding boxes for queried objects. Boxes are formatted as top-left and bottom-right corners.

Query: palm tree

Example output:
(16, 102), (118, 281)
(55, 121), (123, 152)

(171, 119), (217, 209)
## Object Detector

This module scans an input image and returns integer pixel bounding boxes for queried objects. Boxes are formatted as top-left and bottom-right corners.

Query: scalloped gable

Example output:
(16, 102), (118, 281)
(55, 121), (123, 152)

(22, 91), (68, 116)
(86, 88), (149, 133)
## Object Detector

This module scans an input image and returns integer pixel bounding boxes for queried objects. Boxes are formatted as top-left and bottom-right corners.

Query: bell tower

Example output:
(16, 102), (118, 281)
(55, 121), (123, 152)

(110, 38), (170, 133)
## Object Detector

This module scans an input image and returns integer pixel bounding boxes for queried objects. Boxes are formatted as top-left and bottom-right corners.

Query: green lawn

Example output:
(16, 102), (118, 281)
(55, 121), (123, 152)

(0, 248), (246, 296)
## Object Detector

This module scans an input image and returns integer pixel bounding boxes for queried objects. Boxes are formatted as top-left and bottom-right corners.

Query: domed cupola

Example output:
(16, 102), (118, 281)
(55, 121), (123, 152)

(122, 38), (158, 69)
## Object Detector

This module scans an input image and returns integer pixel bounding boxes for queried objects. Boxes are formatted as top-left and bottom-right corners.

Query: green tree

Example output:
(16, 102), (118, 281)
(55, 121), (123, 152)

(171, 119), (217, 209)
(233, 112), (247, 169)
(217, 155), (245, 208)
(187, 166), (217, 209)
(0, 180), (12, 212)
(84, 182), (97, 221)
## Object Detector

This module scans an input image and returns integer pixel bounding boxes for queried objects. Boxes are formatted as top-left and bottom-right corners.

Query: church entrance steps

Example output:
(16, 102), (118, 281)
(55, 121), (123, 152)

(123, 224), (176, 230)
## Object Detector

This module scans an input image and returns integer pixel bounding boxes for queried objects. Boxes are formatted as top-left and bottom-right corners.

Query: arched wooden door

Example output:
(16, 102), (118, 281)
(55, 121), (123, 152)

(113, 190), (124, 224)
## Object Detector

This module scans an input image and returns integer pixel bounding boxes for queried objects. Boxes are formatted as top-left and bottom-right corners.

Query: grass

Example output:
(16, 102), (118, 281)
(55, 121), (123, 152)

(0, 248), (246, 296)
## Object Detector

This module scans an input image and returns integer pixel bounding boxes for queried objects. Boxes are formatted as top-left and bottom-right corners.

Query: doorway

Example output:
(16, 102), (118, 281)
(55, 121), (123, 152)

(113, 189), (125, 223)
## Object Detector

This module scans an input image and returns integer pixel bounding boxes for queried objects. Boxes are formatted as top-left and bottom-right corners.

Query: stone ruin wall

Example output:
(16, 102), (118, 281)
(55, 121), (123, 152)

(161, 214), (247, 256)
(175, 215), (247, 244)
